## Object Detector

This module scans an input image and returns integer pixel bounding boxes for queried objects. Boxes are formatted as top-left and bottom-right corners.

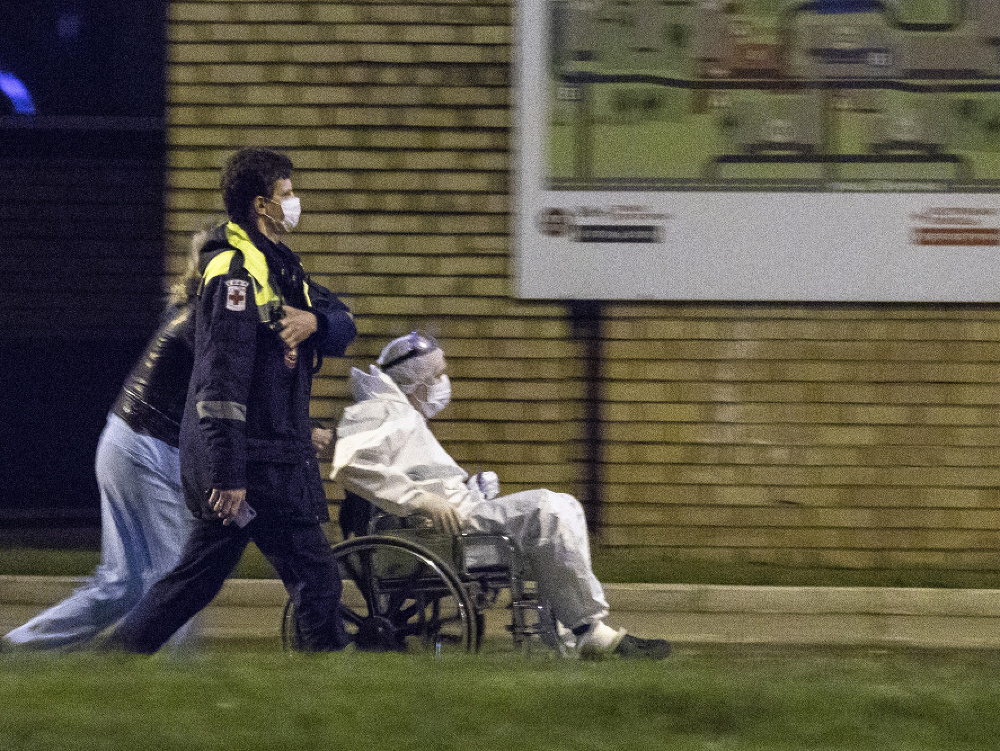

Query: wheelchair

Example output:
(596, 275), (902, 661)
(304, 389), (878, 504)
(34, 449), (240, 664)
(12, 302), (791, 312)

(281, 492), (562, 655)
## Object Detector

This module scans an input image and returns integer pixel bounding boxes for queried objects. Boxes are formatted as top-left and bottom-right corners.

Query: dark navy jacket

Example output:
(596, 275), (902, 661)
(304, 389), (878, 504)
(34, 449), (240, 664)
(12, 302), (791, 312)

(179, 221), (356, 522)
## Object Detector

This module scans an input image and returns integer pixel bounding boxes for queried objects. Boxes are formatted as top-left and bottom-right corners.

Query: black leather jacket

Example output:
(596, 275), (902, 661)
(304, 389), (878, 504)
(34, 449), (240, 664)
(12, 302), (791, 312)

(112, 301), (195, 448)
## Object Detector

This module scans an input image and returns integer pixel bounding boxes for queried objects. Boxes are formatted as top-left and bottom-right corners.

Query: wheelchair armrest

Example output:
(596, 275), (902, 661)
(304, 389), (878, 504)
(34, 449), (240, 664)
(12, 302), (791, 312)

(340, 492), (428, 537)
(457, 533), (520, 575)
(369, 510), (422, 534)
(368, 510), (522, 578)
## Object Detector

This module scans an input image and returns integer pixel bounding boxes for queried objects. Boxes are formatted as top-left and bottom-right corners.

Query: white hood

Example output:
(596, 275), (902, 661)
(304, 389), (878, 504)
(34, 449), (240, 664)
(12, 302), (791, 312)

(349, 365), (410, 405)
(332, 365), (473, 518)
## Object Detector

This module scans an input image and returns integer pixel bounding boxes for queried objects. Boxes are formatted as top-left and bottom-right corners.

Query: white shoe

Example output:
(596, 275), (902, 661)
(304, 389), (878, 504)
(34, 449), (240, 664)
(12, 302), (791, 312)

(555, 623), (577, 650)
(576, 623), (627, 659)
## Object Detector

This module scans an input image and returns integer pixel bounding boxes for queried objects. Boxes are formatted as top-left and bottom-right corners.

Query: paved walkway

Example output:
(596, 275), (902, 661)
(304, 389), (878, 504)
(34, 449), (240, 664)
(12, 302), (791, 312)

(5, 576), (1000, 648)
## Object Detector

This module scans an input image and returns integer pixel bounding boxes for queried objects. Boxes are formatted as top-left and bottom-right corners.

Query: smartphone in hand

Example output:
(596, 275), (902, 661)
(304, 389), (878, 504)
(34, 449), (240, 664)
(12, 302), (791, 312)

(234, 501), (257, 528)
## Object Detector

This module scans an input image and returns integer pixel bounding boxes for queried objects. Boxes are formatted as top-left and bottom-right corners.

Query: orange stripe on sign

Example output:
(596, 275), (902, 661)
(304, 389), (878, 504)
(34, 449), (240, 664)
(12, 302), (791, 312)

(911, 228), (1000, 246)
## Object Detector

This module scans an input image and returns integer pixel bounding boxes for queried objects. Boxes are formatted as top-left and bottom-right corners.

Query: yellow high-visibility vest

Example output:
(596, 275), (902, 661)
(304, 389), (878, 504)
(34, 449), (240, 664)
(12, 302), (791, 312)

(201, 222), (311, 325)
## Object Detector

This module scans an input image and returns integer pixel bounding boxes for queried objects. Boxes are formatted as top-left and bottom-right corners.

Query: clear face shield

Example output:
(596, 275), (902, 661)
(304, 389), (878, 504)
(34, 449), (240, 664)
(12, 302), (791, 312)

(377, 332), (450, 417)
(377, 331), (440, 371)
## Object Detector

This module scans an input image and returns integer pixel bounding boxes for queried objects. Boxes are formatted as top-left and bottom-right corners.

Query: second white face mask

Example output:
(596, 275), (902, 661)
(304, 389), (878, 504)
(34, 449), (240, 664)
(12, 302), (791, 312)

(275, 196), (301, 232)
(419, 374), (451, 418)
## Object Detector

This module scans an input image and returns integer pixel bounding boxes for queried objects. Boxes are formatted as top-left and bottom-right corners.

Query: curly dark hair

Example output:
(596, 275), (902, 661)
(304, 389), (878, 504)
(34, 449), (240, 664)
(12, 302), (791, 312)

(220, 147), (293, 228)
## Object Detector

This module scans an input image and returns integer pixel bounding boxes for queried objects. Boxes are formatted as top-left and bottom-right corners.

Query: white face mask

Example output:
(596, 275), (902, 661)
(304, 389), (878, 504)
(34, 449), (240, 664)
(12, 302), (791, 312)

(269, 196), (301, 232)
(418, 374), (451, 418)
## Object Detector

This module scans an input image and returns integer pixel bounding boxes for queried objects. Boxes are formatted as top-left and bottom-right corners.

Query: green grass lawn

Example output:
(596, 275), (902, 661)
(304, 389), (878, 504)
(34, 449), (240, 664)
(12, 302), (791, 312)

(2, 644), (1000, 750)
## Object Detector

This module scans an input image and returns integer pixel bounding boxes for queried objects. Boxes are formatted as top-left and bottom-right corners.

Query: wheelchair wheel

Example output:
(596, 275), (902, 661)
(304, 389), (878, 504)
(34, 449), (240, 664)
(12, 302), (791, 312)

(282, 535), (477, 654)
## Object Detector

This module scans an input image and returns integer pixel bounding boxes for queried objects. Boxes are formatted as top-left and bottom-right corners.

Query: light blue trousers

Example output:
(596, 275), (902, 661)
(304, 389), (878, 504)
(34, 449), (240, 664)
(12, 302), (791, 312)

(6, 414), (195, 649)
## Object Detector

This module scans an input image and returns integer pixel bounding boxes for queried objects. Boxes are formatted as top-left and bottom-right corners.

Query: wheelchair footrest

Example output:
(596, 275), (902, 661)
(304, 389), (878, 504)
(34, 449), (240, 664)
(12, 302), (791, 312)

(507, 598), (566, 655)
(508, 599), (554, 636)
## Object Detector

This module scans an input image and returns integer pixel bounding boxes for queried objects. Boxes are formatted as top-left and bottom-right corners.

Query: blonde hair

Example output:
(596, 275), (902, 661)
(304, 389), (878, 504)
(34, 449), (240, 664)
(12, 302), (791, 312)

(168, 220), (217, 305)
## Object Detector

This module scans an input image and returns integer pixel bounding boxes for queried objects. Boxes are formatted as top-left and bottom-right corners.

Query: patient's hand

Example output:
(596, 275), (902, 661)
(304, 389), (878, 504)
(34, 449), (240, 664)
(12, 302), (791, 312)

(409, 495), (462, 536)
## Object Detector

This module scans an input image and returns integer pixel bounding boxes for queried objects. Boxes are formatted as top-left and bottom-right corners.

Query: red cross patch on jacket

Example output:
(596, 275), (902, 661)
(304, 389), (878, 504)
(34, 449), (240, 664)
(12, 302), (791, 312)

(225, 279), (249, 312)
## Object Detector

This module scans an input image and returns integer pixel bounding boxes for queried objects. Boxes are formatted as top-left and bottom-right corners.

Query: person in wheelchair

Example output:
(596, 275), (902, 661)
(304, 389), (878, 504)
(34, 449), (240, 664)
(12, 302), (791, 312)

(331, 332), (671, 660)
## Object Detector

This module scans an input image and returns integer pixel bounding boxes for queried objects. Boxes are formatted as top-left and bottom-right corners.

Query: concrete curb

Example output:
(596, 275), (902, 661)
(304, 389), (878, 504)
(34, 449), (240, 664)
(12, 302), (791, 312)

(5, 576), (1000, 648)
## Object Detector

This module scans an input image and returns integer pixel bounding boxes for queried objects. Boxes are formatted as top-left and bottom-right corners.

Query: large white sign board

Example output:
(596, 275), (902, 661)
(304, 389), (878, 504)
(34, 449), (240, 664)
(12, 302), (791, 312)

(513, 0), (1000, 301)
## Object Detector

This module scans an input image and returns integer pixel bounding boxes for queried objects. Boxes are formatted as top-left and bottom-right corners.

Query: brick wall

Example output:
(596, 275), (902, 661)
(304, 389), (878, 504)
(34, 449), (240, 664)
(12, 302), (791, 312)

(165, 0), (1000, 572)
(603, 305), (1000, 571)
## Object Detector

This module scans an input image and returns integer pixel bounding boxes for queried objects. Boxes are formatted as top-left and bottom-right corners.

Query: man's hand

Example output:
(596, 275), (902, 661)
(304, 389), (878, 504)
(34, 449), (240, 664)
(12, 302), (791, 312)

(409, 495), (462, 536)
(311, 426), (333, 454)
(209, 487), (248, 526)
(278, 305), (318, 349)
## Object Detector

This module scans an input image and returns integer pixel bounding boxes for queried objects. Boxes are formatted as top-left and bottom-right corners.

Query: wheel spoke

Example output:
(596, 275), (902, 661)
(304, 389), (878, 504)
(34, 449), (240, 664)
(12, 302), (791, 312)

(384, 564), (429, 618)
(341, 550), (377, 613)
(391, 602), (420, 626)
(339, 603), (366, 627)
(396, 622), (424, 638)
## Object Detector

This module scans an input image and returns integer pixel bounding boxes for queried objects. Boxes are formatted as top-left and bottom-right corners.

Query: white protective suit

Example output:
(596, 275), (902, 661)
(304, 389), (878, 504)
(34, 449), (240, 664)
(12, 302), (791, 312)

(331, 365), (610, 629)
